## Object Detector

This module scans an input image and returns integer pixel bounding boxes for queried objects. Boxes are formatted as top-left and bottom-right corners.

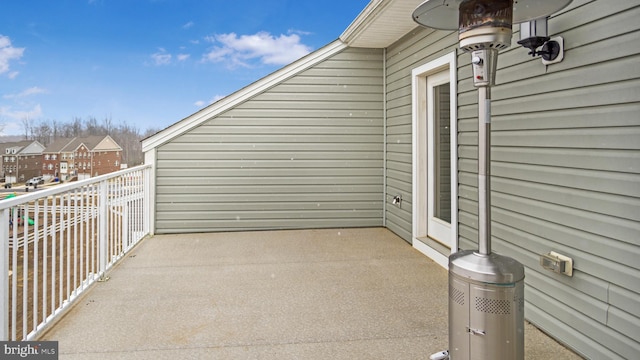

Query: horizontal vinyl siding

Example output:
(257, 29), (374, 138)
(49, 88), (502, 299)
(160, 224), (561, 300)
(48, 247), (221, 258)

(155, 47), (384, 233)
(383, 0), (639, 358)
(456, 1), (640, 358)
(384, 26), (460, 242)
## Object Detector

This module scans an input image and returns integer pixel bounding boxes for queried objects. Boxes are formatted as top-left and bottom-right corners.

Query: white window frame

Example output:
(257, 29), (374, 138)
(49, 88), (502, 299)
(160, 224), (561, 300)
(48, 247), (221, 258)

(411, 52), (458, 269)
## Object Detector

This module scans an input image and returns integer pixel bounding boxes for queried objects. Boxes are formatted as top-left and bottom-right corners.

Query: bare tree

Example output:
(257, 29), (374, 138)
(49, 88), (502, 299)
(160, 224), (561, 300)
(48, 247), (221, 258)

(111, 122), (144, 165)
(33, 119), (53, 146)
(102, 115), (114, 135)
(4, 114), (157, 167)
(52, 119), (60, 139)
(21, 117), (33, 140)
(85, 116), (100, 136)
(71, 117), (83, 137)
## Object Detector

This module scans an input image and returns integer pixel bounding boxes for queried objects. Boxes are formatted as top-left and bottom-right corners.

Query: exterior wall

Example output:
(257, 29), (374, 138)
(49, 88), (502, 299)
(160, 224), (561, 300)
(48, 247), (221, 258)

(385, 28), (459, 242)
(485, 2), (640, 358)
(154, 47), (384, 233)
(61, 152), (74, 180)
(42, 153), (58, 178)
(385, 1), (640, 359)
(92, 151), (121, 176)
(17, 155), (41, 181)
(14, 142), (45, 182)
(92, 136), (123, 175)
(74, 144), (91, 178)
(2, 149), (20, 183)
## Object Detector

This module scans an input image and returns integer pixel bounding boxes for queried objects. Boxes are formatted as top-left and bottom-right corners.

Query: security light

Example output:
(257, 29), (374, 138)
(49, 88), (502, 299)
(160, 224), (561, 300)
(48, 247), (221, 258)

(518, 17), (563, 62)
(518, 17), (548, 51)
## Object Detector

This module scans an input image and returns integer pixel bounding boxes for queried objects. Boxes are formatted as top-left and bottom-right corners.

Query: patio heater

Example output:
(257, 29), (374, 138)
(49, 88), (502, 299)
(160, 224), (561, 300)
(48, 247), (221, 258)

(412, 1), (572, 359)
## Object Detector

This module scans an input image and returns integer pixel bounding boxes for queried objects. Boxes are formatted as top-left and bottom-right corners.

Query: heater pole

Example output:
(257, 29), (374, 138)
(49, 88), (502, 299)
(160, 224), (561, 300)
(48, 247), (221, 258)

(412, 1), (574, 358)
(478, 86), (492, 255)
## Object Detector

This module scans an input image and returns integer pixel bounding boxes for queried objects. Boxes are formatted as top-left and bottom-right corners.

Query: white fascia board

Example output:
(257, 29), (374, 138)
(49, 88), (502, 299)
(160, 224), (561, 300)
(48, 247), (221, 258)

(142, 39), (348, 153)
(340, 0), (387, 44)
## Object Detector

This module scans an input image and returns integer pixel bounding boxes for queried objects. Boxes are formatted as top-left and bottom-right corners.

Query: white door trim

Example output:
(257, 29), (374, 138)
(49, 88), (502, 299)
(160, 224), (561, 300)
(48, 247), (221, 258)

(411, 51), (458, 269)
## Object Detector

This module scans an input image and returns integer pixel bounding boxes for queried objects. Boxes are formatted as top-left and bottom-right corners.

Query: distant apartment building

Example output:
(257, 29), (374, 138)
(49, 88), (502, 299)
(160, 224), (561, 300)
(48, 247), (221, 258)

(42, 137), (72, 180)
(43, 136), (123, 181)
(1, 140), (46, 184)
(0, 135), (123, 184)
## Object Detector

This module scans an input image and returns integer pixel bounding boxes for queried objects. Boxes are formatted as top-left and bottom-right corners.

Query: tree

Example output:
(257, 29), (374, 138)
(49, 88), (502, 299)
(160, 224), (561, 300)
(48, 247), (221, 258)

(102, 115), (114, 135)
(85, 117), (100, 135)
(3, 114), (157, 167)
(52, 119), (60, 139)
(71, 117), (83, 137)
(33, 119), (53, 146)
(20, 117), (32, 140)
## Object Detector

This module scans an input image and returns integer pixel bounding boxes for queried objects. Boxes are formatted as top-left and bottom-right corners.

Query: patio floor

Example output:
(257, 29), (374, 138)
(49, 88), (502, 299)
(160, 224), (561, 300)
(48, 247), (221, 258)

(40, 227), (581, 359)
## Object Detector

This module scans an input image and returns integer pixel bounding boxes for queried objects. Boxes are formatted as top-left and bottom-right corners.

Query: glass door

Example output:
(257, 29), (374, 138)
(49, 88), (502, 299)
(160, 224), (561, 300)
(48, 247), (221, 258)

(427, 70), (452, 246)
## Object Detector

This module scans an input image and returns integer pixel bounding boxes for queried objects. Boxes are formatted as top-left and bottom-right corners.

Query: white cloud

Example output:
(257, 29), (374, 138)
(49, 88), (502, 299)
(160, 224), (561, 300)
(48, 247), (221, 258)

(202, 47), (233, 64)
(150, 49), (190, 65)
(194, 94), (226, 108)
(150, 49), (172, 65)
(183, 21), (194, 29)
(288, 29), (312, 36)
(202, 31), (312, 67)
(3, 86), (47, 99)
(0, 35), (25, 76)
(0, 104), (43, 121)
(212, 94), (225, 102)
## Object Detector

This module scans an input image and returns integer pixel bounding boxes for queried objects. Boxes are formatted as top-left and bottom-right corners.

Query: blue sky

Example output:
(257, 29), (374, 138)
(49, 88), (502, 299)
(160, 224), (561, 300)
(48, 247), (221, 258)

(0, 0), (370, 136)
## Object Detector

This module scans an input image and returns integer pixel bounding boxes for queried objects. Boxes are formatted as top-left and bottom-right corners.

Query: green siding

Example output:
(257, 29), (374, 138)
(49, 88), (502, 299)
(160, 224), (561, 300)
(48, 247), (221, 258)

(384, 0), (640, 358)
(384, 26), (460, 242)
(155, 47), (384, 233)
(149, 0), (639, 357)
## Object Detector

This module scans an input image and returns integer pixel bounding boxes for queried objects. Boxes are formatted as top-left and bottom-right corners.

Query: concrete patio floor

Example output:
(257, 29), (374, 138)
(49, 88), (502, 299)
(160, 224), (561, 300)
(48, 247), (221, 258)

(40, 228), (581, 359)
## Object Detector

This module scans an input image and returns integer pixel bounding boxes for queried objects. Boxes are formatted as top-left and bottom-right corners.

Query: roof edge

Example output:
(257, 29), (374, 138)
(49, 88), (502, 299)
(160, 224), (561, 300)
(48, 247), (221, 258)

(142, 39), (349, 152)
(340, 0), (390, 46)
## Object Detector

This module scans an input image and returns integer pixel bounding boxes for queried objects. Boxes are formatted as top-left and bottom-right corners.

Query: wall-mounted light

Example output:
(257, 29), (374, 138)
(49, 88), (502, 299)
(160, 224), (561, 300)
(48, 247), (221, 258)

(517, 17), (564, 63)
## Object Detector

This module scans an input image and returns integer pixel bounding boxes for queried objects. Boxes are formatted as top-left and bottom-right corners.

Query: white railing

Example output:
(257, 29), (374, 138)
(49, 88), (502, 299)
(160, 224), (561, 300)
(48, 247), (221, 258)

(0, 164), (152, 341)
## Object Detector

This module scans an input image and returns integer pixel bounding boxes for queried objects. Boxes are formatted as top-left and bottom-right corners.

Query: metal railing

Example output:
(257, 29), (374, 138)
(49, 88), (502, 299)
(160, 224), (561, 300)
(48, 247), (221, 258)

(0, 164), (152, 341)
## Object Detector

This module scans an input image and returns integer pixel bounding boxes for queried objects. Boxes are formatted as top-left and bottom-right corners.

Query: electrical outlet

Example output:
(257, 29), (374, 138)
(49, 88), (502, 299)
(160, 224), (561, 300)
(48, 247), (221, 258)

(540, 251), (573, 277)
(392, 194), (402, 207)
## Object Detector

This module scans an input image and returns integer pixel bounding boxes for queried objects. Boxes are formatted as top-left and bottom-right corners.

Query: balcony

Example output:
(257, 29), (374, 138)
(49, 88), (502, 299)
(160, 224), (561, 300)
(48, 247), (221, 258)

(1, 167), (580, 359)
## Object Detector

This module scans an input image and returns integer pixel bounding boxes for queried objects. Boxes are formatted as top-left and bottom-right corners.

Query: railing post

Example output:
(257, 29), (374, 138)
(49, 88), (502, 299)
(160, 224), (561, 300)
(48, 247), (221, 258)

(144, 166), (151, 236)
(0, 208), (10, 340)
(98, 180), (109, 281)
(123, 202), (129, 251)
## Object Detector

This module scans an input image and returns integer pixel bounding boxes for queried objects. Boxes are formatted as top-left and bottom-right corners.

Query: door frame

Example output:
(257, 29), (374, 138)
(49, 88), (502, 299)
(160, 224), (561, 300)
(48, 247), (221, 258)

(411, 51), (458, 269)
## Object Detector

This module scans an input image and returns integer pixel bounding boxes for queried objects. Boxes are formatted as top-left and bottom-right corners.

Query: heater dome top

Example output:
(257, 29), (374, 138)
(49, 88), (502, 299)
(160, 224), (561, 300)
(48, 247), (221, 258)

(412, 0), (572, 30)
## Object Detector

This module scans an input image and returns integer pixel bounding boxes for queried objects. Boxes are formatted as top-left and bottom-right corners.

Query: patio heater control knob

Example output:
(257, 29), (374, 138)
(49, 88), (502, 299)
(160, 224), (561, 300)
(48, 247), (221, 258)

(472, 56), (483, 65)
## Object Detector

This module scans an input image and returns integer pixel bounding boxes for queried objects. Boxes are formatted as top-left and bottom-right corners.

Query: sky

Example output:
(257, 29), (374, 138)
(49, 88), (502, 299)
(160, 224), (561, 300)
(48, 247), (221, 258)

(0, 0), (370, 136)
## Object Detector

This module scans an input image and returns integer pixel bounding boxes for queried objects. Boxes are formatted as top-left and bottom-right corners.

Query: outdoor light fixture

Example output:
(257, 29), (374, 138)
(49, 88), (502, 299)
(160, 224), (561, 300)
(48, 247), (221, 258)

(518, 17), (563, 62)
(412, 1), (573, 360)
(518, 17), (549, 55)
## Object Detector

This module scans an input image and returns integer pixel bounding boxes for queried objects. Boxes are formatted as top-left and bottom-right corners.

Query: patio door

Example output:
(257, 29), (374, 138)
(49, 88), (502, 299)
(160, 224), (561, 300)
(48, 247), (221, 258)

(426, 70), (452, 246)
(412, 52), (457, 267)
